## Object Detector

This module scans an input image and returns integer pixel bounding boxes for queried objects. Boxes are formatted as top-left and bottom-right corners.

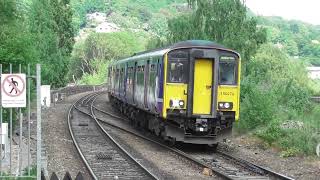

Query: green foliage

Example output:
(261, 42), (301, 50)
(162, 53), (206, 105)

(0, 0), (38, 67)
(308, 80), (320, 95)
(240, 44), (311, 129)
(0, 0), (18, 24)
(167, 0), (267, 62)
(71, 0), (107, 29)
(280, 148), (300, 158)
(78, 60), (108, 85)
(238, 44), (319, 156)
(28, 0), (75, 88)
(255, 121), (283, 144)
(257, 16), (320, 61)
(69, 31), (144, 84)
(51, 0), (75, 55)
(71, 0), (184, 33)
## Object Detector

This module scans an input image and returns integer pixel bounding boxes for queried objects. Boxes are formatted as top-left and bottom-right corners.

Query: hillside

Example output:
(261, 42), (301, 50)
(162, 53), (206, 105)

(71, 1), (320, 66)
(257, 16), (320, 65)
(71, 0), (188, 38)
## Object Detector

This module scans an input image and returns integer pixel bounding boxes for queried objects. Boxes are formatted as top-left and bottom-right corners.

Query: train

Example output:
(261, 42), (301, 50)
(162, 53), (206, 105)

(107, 40), (241, 145)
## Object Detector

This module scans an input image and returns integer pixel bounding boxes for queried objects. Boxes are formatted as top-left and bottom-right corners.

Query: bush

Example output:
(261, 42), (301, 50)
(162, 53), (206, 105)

(238, 44), (318, 156)
(78, 59), (108, 85)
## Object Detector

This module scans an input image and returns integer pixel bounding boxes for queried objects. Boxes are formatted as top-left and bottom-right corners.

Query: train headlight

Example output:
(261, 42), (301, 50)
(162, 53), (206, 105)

(179, 100), (184, 108)
(218, 102), (233, 110)
(169, 99), (185, 108)
(224, 102), (230, 109)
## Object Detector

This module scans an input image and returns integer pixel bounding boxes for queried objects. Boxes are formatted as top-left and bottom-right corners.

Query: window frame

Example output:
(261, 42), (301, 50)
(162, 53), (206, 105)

(166, 58), (189, 84)
(218, 55), (238, 85)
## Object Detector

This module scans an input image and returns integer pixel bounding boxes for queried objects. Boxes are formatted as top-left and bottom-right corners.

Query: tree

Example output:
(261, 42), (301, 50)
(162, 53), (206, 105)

(168, 0), (267, 68)
(28, 0), (74, 87)
(0, 0), (17, 24)
(0, 0), (38, 68)
(51, 0), (75, 55)
(68, 31), (144, 81)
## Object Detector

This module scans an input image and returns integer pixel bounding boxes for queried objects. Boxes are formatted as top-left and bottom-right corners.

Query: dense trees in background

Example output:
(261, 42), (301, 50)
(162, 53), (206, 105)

(258, 16), (320, 65)
(68, 0), (186, 82)
(0, 0), (38, 68)
(28, 0), (75, 87)
(0, 0), (74, 87)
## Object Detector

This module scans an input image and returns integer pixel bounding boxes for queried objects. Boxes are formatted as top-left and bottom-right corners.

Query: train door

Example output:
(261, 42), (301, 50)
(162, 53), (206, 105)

(133, 62), (137, 104)
(144, 60), (150, 109)
(192, 59), (213, 115)
(124, 63), (128, 99)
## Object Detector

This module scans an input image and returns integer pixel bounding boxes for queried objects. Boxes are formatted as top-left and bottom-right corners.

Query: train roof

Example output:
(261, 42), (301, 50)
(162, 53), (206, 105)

(171, 40), (227, 49)
(133, 40), (227, 56)
(112, 40), (238, 65)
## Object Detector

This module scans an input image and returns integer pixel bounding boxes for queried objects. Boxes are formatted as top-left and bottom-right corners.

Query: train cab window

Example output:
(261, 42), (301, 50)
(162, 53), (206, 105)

(167, 50), (189, 83)
(167, 59), (188, 83)
(219, 56), (237, 85)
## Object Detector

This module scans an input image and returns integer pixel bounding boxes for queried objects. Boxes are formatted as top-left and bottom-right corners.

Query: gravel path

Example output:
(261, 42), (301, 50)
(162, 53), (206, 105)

(43, 92), (91, 179)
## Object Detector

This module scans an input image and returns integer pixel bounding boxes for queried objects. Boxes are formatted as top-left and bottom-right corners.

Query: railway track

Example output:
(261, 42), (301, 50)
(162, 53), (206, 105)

(67, 93), (158, 180)
(91, 93), (295, 180)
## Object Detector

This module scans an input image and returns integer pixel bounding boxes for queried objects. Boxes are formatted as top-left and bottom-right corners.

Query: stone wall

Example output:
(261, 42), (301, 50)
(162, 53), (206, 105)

(51, 84), (107, 103)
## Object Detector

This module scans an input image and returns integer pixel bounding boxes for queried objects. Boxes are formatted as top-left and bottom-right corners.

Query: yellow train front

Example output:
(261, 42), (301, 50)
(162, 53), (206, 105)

(108, 40), (240, 145)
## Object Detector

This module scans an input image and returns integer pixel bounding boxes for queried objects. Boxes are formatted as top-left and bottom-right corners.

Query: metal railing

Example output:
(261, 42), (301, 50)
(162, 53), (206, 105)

(0, 64), (42, 179)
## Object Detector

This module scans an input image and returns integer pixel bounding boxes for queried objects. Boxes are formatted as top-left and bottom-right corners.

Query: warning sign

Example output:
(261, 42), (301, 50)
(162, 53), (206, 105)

(1, 74), (26, 108)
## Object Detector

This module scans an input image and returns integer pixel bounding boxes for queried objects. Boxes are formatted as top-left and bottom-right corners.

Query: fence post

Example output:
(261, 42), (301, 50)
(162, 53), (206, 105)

(27, 64), (31, 176)
(9, 64), (12, 174)
(18, 64), (22, 176)
(0, 64), (2, 176)
(36, 64), (42, 180)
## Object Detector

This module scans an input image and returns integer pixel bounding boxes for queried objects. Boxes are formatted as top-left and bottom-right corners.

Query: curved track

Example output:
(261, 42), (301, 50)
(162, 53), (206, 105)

(68, 93), (158, 180)
(92, 93), (295, 180)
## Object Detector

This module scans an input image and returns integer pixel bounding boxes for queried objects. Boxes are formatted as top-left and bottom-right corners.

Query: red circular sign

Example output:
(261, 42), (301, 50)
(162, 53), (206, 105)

(2, 75), (26, 97)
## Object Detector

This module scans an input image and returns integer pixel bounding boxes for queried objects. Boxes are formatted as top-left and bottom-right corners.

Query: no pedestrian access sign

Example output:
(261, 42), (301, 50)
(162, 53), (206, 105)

(1, 74), (26, 108)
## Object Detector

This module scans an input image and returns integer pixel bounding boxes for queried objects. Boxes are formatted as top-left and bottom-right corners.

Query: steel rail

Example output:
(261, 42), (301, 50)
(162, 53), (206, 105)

(91, 101), (234, 180)
(67, 93), (98, 180)
(74, 93), (159, 180)
(217, 151), (295, 180)
(92, 95), (295, 180)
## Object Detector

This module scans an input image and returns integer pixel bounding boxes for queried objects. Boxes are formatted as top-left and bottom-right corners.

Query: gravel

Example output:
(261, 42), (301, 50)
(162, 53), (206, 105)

(94, 94), (220, 180)
(220, 134), (320, 180)
(42, 92), (91, 179)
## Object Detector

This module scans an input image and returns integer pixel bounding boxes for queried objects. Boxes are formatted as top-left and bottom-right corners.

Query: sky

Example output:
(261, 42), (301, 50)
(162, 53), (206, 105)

(245, 0), (320, 25)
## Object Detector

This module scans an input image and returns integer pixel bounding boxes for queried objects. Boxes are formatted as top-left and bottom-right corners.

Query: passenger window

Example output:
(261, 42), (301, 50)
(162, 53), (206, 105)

(219, 56), (236, 85)
(150, 64), (155, 72)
